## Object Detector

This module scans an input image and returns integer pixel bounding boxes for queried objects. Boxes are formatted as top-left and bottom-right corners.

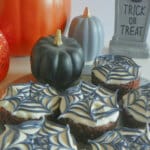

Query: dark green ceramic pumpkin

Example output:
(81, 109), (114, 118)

(31, 30), (84, 90)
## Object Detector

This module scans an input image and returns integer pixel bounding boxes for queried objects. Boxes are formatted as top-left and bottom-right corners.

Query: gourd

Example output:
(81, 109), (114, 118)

(0, 0), (71, 56)
(68, 7), (104, 62)
(31, 30), (84, 90)
(0, 31), (9, 81)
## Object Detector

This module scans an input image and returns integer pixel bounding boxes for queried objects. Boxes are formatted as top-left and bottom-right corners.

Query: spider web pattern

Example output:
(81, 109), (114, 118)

(93, 55), (140, 82)
(89, 127), (144, 150)
(123, 83), (150, 123)
(89, 130), (128, 150)
(0, 118), (77, 150)
(60, 85), (119, 124)
(0, 82), (60, 118)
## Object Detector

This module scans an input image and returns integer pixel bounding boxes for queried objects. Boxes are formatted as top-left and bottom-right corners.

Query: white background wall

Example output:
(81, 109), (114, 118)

(68, 0), (150, 48)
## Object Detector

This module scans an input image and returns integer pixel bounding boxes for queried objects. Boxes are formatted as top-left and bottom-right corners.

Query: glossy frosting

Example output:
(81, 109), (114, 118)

(59, 81), (119, 127)
(92, 55), (140, 85)
(123, 83), (150, 123)
(0, 117), (77, 150)
(133, 127), (150, 149)
(124, 127), (150, 149)
(88, 127), (149, 150)
(0, 82), (60, 119)
(89, 129), (129, 150)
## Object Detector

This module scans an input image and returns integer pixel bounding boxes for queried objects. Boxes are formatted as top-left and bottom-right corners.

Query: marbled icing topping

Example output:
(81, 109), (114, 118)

(88, 129), (129, 150)
(92, 55), (140, 84)
(132, 127), (150, 149)
(60, 81), (97, 113)
(59, 81), (119, 127)
(123, 83), (150, 123)
(122, 127), (150, 149)
(0, 82), (60, 119)
(0, 117), (77, 150)
(132, 135), (150, 149)
(88, 127), (148, 150)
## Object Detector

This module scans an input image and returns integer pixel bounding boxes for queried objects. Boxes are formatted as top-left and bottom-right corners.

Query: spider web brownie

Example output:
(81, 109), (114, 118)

(0, 82), (60, 125)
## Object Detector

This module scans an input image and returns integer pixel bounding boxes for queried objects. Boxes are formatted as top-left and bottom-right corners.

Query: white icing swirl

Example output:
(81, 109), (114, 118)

(88, 127), (145, 150)
(0, 117), (77, 150)
(121, 127), (150, 149)
(123, 83), (150, 123)
(89, 130), (128, 150)
(0, 82), (60, 119)
(92, 55), (140, 85)
(59, 81), (119, 127)
(133, 129), (150, 149)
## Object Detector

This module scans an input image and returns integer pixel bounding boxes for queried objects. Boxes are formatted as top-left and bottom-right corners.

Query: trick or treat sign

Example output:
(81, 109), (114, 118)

(109, 0), (150, 58)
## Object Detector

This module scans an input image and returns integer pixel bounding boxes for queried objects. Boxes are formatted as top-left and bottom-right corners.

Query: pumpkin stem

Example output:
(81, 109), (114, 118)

(53, 29), (63, 46)
(83, 7), (91, 18)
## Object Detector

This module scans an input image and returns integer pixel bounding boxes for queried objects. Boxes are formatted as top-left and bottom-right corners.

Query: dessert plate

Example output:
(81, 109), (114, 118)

(0, 73), (149, 150)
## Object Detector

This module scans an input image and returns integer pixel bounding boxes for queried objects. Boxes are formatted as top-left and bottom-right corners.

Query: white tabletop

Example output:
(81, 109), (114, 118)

(0, 57), (31, 89)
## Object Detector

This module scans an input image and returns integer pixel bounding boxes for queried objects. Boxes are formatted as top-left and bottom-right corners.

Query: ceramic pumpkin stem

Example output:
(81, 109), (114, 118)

(53, 29), (63, 46)
(83, 7), (91, 18)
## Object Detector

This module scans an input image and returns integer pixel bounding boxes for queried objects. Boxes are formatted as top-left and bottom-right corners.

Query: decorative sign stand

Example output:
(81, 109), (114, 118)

(109, 0), (150, 58)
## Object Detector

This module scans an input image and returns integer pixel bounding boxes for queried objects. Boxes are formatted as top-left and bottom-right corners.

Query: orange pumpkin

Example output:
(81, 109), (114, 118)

(0, 0), (71, 56)
(0, 31), (9, 81)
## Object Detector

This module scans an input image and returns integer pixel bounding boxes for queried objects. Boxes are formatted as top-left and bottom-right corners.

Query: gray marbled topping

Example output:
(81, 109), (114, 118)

(59, 81), (119, 127)
(123, 83), (150, 123)
(88, 127), (150, 150)
(92, 55), (140, 85)
(0, 82), (60, 119)
(125, 126), (150, 150)
(88, 129), (129, 150)
(0, 117), (77, 150)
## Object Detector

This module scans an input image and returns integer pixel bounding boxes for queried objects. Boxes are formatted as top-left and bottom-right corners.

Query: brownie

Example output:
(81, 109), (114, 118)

(0, 82), (61, 125)
(58, 81), (120, 143)
(122, 83), (150, 128)
(92, 55), (140, 100)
